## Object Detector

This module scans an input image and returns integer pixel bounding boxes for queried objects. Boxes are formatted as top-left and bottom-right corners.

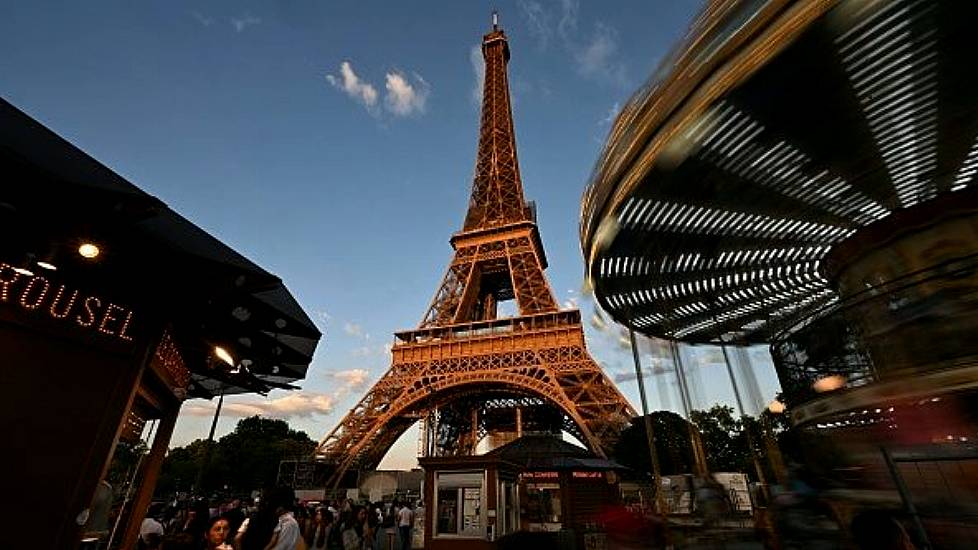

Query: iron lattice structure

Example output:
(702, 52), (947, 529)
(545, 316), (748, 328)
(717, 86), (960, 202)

(316, 23), (634, 488)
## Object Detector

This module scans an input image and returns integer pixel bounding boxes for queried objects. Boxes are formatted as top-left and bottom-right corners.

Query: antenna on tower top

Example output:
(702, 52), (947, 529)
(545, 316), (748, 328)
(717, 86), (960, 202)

(492, 10), (499, 30)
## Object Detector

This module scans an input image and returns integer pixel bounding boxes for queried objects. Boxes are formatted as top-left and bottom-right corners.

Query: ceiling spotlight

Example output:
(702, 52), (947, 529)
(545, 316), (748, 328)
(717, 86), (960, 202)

(12, 266), (34, 277)
(36, 261), (57, 271)
(78, 243), (100, 259)
(214, 346), (235, 366)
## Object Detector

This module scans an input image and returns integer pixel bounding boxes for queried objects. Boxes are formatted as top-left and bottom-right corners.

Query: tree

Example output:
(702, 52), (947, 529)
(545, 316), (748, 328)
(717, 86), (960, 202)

(157, 416), (316, 495)
(155, 439), (209, 495)
(690, 405), (752, 474)
(613, 411), (697, 475)
(106, 439), (149, 490)
(691, 405), (798, 482)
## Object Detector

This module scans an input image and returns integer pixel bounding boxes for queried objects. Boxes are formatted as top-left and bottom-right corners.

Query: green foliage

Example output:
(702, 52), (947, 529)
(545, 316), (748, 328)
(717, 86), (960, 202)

(690, 405), (752, 474)
(613, 411), (697, 475)
(157, 416), (316, 495)
(615, 405), (794, 482)
(106, 440), (149, 489)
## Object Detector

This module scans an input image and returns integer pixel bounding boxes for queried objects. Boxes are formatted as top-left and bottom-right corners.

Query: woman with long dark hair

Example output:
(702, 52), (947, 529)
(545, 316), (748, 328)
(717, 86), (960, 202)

(235, 491), (278, 550)
(305, 507), (333, 549)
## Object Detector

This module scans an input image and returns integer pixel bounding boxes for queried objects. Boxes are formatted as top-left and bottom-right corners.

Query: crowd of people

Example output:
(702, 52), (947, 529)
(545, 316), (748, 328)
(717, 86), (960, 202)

(137, 488), (417, 550)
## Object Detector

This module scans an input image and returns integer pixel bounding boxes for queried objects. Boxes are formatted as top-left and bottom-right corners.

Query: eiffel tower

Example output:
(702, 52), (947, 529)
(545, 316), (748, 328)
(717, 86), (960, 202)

(316, 17), (634, 489)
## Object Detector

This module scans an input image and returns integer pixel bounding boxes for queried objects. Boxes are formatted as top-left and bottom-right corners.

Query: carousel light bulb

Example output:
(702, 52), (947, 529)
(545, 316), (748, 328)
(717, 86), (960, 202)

(813, 374), (846, 393)
(214, 346), (235, 366)
(78, 243), (100, 259)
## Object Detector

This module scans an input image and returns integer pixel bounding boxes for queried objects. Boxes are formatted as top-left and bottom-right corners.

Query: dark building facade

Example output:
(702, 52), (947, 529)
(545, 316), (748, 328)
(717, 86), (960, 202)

(0, 98), (321, 549)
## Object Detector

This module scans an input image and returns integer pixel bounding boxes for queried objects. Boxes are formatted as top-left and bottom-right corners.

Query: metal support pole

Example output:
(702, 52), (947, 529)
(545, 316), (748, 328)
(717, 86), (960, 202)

(629, 328), (666, 515)
(760, 413), (788, 487)
(515, 407), (523, 438)
(881, 446), (931, 549)
(670, 342), (709, 476)
(719, 343), (769, 495)
(195, 388), (224, 492)
(719, 344), (746, 417)
(669, 342), (692, 418)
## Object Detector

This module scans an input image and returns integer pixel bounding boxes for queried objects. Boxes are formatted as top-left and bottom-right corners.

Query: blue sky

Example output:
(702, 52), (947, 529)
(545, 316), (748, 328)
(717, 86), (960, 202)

(1, 1), (780, 468)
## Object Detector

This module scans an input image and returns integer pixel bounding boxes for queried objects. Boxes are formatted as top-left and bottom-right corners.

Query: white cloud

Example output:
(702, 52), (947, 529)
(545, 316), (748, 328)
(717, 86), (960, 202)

(470, 45), (485, 106)
(514, 1), (626, 88)
(343, 321), (365, 338)
(517, 0), (578, 47)
(351, 346), (373, 358)
(384, 71), (430, 116)
(313, 309), (332, 326)
(519, 1), (553, 48)
(179, 370), (373, 422)
(327, 62), (430, 118)
(576, 23), (626, 85)
(191, 11), (214, 27)
(230, 14), (261, 33)
(183, 392), (336, 419)
(331, 368), (370, 389)
(328, 368), (372, 401)
(326, 61), (379, 113)
(557, 0), (580, 41)
(600, 102), (620, 126)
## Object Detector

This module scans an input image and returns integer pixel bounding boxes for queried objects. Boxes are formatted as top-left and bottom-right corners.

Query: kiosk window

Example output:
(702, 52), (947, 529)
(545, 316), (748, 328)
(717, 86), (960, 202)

(435, 472), (484, 538)
(526, 483), (562, 525)
(498, 480), (518, 536)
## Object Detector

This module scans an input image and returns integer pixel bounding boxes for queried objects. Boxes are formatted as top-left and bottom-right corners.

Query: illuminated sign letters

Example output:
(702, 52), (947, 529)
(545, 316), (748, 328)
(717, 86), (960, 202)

(520, 471), (559, 480)
(0, 263), (134, 341)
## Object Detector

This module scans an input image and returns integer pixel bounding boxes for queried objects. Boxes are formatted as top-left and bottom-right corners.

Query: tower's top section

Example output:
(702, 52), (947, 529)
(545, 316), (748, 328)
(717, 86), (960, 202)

(462, 16), (531, 232)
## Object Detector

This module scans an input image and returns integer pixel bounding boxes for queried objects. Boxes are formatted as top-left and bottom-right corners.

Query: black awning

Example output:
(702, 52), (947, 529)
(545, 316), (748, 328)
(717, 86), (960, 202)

(485, 434), (629, 471)
(0, 97), (322, 396)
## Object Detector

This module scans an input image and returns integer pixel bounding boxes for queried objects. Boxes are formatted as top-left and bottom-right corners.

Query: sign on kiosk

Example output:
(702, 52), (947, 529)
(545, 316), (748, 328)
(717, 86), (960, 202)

(0, 263), (136, 342)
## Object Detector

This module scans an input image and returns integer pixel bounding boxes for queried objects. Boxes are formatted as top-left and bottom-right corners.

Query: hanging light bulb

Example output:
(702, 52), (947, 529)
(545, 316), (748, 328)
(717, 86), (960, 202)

(214, 346), (235, 366)
(78, 243), (100, 259)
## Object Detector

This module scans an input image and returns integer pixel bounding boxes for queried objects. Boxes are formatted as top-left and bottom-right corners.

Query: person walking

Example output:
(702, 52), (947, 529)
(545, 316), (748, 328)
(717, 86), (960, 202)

(360, 505), (381, 550)
(306, 507), (333, 549)
(139, 503), (165, 549)
(235, 495), (278, 550)
(264, 487), (302, 550)
(338, 508), (363, 550)
(396, 503), (414, 550)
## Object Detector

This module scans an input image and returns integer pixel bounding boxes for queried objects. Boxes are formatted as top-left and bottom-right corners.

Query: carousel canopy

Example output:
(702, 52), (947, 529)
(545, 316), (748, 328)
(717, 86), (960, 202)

(581, 0), (978, 344)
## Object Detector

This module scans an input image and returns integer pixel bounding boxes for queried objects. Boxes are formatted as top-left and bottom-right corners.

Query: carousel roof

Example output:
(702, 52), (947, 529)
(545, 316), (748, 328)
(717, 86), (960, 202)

(581, 0), (978, 344)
